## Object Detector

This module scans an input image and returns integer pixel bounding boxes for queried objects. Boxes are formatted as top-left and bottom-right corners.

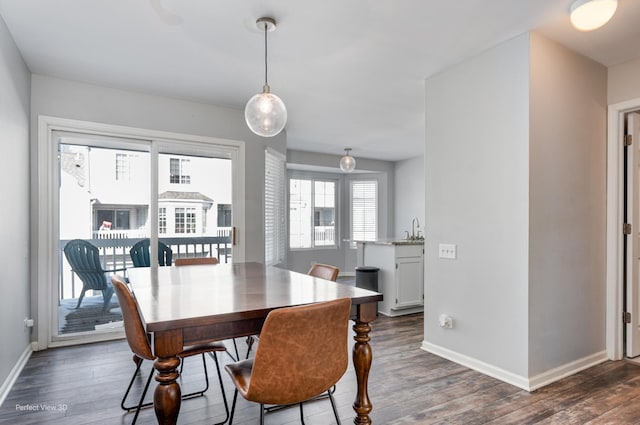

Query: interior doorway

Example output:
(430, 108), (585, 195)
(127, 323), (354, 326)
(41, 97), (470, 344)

(606, 98), (640, 361)
(624, 111), (640, 358)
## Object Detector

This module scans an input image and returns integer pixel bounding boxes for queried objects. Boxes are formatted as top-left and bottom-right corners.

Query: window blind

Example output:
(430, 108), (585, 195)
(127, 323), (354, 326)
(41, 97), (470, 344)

(265, 148), (286, 265)
(351, 180), (377, 242)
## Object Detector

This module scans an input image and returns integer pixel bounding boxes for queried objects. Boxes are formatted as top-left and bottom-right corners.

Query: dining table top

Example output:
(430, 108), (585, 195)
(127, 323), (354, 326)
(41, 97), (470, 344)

(126, 261), (383, 333)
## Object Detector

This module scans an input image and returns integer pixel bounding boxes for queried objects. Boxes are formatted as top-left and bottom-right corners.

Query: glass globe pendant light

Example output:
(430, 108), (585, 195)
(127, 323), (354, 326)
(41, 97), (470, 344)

(340, 148), (356, 173)
(245, 17), (287, 137)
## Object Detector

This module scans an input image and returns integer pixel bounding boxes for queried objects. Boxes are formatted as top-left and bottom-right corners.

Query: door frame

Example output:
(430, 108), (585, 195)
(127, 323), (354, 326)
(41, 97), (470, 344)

(35, 115), (246, 350)
(607, 97), (640, 360)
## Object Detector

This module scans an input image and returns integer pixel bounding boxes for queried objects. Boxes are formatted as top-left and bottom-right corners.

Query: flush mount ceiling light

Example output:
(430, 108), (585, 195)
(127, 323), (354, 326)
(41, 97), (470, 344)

(570, 0), (618, 31)
(245, 17), (287, 137)
(340, 148), (356, 173)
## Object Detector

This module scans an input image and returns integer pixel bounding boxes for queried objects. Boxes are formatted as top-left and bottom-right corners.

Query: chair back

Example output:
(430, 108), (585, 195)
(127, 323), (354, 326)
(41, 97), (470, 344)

(130, 239), (173, 267)
(174, 257), (219, 266)
(63, 239), (109, 291)
(247, 298), (351, 405)
(111, 275), (155, 361)
(307, 263), (340, 282)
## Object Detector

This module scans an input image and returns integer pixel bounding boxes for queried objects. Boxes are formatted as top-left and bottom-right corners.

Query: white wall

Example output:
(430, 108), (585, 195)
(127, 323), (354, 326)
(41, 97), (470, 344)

(423, 31), (608, 388)
(424, 34), (531, 378)
(394, 156), (424, 238)
(528, 33), (607, 377)
(0, 15), (31, 392)
(29, 75), (286, 343)
(608, 57), (640, 105)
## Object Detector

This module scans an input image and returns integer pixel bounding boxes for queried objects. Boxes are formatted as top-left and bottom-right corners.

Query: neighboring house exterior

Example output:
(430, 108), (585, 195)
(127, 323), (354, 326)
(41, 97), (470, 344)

(158, 190), (214, 237)
(59, 144), (232, 240)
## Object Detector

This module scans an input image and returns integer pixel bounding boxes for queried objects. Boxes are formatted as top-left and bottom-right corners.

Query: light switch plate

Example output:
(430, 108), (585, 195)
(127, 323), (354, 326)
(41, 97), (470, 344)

(438, 243), (456, 259)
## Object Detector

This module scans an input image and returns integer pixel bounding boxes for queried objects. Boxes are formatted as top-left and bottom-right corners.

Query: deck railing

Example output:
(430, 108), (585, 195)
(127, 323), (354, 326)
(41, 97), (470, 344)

(314, 225), (335, 246)
(58, 235), (232, 302)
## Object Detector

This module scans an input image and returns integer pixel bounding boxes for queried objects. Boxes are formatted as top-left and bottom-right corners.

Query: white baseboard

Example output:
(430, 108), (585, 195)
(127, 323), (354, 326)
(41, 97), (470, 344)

(421, 341), (609, 391)
(528, 350), (608, 391)
(0, 344), (33, 408)
(421, 341), (530, 390)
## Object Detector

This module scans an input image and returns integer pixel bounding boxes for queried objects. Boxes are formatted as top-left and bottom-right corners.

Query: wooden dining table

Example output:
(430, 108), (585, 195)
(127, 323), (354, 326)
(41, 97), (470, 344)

(126, 261), (384, 425)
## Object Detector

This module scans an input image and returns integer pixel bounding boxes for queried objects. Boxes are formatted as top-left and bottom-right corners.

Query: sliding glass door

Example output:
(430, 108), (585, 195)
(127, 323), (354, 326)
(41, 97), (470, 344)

(51, 127), (240, 344)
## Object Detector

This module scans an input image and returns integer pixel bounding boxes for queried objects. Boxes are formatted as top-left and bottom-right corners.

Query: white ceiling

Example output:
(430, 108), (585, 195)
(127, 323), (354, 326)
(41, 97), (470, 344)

(1, 0), (639, 161)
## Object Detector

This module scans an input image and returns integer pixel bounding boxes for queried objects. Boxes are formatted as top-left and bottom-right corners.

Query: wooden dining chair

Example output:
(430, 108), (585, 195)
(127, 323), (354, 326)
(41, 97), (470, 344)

(307, 263), (340, 282)
(224, 298), (352, 425)
(174, 256), (219, 266)
(111, 275), (229, 425)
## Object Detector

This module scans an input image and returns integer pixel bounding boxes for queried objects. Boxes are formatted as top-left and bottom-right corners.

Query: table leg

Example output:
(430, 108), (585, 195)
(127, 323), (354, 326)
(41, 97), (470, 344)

(352, 303), (376, 424)
(153, 356), (181, 424)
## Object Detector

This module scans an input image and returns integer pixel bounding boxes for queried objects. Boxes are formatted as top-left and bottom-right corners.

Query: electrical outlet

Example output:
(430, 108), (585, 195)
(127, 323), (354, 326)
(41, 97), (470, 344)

(439, 314), (453, 328)
(438, 243), (456, 259)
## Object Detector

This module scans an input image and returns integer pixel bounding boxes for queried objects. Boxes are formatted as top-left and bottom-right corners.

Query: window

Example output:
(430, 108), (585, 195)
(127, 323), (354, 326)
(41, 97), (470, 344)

(175, 208), (185, 233)
(169, 157), (191, 184)
(217, 204), (232, 227)
(115, 153), (130, 181)
(351, 180), (377, 243)
(175, 207), (196, 233)
(313, 180), (336, 246)
(265, 149), (285, 265)
(186, 208), (196, 233)
(289, 177), (336, 249)
(158, 207), (166, 234)
(95, 209), (130, 231)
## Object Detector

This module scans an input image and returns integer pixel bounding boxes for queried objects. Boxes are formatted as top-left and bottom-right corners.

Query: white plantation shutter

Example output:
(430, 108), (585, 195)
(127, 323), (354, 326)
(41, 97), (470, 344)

(265, 148), (286, 265)
(351, 180), (377, 242)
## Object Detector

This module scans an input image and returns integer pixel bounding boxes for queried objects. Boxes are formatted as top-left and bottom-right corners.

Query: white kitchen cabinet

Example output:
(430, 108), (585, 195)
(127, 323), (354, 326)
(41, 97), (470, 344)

(359, 241), (424, 316)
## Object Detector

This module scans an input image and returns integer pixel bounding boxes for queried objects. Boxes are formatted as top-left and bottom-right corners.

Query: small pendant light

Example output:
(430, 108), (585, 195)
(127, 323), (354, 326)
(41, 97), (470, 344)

(245, 17), (287, 137)
(340, 148), (356, 173)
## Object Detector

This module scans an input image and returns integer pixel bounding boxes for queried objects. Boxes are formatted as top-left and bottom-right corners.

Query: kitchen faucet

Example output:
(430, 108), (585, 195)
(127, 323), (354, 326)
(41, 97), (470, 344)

(411, 217), (420, 239)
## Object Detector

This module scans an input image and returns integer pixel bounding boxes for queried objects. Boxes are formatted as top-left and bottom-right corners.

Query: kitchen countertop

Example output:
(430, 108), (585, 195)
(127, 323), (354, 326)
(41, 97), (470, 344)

(353, 238), (424, 246)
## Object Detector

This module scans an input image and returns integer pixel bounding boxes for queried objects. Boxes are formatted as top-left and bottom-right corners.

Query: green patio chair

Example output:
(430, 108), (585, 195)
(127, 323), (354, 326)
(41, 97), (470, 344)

(63, 239), (125, 311)
(129, 239), (173, 267)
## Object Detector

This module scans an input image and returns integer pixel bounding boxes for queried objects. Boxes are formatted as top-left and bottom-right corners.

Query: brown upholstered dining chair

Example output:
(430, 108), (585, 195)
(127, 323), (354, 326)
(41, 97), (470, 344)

(111, 275), (229, 425)
(307, 263), (340, 282)
(174, 256), (219, 266)
(224, 298), (352, 425)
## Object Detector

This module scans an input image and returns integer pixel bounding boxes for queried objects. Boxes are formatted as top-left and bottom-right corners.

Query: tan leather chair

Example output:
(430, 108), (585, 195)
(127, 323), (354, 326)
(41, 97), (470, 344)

(307, 263), (340, 281)
(111, 276), (229, 425)
(224, 298), (351, 424)
(174, 256), (219, 266)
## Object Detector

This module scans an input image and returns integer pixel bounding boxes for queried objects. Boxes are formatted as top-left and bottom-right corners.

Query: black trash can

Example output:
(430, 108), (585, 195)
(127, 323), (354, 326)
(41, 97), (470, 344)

(355, 266), (379, 292)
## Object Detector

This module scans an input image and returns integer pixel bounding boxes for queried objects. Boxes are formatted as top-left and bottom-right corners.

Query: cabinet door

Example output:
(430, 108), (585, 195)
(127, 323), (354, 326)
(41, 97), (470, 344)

(395, 256), (423, 309)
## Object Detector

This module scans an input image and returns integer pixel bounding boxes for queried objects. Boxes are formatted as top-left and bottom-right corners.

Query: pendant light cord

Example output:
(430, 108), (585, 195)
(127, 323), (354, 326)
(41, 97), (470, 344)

(264, 22), (269, 88)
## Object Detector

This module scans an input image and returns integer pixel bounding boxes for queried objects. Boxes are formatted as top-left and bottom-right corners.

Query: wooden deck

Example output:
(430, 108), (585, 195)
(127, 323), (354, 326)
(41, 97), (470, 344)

(3, 312), (640, 424)
(57, 295), (122, 335)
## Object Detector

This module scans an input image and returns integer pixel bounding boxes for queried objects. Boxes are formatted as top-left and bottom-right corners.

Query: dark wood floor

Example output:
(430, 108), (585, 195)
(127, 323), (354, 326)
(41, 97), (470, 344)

(2, 313), (640, 424)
